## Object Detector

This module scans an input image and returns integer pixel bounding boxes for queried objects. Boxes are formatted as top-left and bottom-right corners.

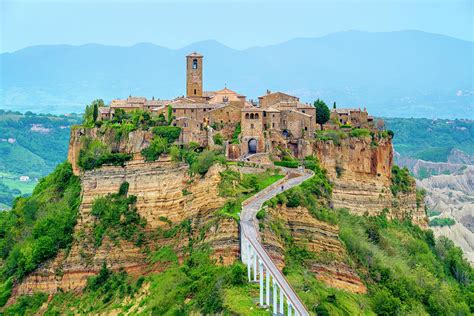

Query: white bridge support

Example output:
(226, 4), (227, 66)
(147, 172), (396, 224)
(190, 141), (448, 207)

(242, 235), (306, 316)
(240, 169), (313, 316)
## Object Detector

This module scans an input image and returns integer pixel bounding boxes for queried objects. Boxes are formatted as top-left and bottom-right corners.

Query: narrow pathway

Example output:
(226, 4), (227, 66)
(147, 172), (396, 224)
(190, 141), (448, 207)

(240, 168), (313, 316)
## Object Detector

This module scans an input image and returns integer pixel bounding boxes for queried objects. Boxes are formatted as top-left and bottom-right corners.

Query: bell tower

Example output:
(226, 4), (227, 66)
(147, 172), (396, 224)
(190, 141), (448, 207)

(186, 52), (203, 98)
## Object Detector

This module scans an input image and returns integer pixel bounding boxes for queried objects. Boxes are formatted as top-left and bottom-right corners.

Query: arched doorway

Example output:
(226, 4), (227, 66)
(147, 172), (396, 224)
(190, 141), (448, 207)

(248, 139), (257, 154)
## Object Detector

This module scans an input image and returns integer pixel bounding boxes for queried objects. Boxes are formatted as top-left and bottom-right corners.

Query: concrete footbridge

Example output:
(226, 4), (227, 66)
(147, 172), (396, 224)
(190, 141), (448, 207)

(240, 167), (313, 316)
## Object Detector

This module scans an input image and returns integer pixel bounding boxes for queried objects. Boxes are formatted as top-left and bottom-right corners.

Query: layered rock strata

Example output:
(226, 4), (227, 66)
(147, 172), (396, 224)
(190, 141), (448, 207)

(261, 205), (367, 294)
(314, 137), (427, 227)
(14, 159), (239, 296)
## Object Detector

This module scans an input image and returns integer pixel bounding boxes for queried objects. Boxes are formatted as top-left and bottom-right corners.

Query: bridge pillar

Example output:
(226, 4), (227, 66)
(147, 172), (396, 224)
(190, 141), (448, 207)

(273, 280), (278, 315)
(288, 302), (293, 316)
(266, 270), (270, 306)
(259, 260), (264, 306)
(279, 289), (284, 314)
(253, 250), (258, 282)
(247, 242), (252, 282)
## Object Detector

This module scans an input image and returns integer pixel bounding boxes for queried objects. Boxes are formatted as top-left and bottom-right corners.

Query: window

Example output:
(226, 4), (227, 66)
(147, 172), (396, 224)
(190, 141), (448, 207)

(302, 110), (305, 113)
(251, 123), (254, 129)
(255, 113), (259, 119)
(250, 113), (254, 119)
(192, 59), (198, 69)
(191, 109), (194, 112)
(305, 126), (308, 131)
(272, 123), (275, 128)
(263, 111), (267, 117)
(245, 113), (249, 119)
(173, 109), (176, 113)
(194, 89), (197, 95)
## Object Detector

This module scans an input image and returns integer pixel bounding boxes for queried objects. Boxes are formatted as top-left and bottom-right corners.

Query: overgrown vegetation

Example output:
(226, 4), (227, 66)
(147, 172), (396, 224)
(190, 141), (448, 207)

(429, 217), (456, 227)
(90, 182), (146, 247)
(78, 137), (132, 170)
(45, 245), (261, 315)
(231, 122), (241, 144)
(390, 165), (414, 196)
(266, 156), (335, 224)
(0, 162), (81, 306)
(339, 211), (473, 315)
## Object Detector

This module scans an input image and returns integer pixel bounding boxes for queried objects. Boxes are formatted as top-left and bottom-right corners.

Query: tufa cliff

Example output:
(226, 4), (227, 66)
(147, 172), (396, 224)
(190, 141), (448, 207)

(14, 157), (239, 296)
(313, 137), (427, 227)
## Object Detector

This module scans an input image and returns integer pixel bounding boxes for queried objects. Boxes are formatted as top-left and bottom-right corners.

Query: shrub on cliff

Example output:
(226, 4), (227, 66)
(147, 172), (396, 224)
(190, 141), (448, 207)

(349, 128), (371, 138)
(0, 162), (81, 293)
(78, 137), (132, 170)
(152, 126), (182, 143)
(390, 165), (414, 196)
(141, 136), (169, 162)
(90, 183), (146, 247)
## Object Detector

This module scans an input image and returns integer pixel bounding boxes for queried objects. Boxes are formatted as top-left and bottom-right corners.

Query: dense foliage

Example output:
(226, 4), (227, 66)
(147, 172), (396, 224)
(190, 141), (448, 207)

(44, 245), (261, 314)
(384, 117), (474, 161)
(266, 157), (335, 224)
(152, 126), (182, 143)
(339, 212), (473, 315)
(90, 182), (146, 247)
(263, 159), (473, 315)
(390, 165), (414, 196)
(0, 162), (81, 305)
(429, 217), (456, 227)
(314, 99), (331, 128)
(77, 137), (132, 170)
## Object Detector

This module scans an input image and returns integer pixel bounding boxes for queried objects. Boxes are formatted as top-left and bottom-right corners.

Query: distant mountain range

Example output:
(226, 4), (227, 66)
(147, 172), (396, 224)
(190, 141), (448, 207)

(1, 30), (472, 118)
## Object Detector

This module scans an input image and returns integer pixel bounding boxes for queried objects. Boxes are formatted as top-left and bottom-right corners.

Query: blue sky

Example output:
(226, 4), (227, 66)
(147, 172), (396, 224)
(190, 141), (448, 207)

(1, 0), (472, 53)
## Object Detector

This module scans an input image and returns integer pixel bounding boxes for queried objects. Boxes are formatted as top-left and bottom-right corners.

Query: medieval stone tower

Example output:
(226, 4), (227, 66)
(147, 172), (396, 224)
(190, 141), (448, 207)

(186, 52), (203, 98)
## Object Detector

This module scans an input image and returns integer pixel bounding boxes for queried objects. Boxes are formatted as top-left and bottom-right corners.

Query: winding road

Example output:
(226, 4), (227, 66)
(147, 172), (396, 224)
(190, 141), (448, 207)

(240, 168), (313, 315)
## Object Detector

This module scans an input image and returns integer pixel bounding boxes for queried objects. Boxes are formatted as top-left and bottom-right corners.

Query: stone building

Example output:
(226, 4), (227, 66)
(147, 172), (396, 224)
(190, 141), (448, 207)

(330, 108), (374, 129)
(97, 52), (369, 160)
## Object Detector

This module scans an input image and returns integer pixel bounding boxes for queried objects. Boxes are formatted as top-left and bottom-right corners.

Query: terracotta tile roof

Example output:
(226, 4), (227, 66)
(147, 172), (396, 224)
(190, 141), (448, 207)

(187, 52), (203, 57)
(172, 103), (221, 109)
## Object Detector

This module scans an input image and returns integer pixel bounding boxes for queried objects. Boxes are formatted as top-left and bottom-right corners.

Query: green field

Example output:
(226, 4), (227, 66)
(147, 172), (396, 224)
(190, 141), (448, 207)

(0, 110), (81, 207)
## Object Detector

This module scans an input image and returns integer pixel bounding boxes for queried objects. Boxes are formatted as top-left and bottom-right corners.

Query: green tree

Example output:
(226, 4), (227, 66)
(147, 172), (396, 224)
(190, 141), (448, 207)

(333, 101), (336, 109)
(314, 99), (330, 129)
(92, 103), (99, 123)
(167, 105), (174, 125)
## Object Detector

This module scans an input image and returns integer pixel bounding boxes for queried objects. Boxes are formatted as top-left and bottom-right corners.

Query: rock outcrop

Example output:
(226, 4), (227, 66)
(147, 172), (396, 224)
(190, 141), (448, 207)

(14, 159), (239, 296)
(260, 205), (367, 294)
(314, 137), (427, 227)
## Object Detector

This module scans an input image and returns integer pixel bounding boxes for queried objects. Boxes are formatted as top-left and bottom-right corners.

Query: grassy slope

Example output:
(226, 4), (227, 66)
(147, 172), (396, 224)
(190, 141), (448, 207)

(261, 163), (473, 315)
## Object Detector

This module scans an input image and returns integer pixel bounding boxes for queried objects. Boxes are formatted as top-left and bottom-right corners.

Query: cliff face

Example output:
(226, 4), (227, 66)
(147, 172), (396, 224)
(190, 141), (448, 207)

(314, 137), (427, 227)
(68, 127), (154, 174)
(14, 160), (239, 296)
(260, 205), (367, 294)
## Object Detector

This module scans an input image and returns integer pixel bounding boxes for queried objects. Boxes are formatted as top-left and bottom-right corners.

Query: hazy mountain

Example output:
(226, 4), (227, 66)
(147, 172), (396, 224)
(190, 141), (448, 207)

(1, 30), (472, 118)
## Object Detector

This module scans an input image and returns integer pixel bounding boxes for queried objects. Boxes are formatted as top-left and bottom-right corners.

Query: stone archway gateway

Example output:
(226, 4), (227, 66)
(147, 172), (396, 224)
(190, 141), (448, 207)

(248, 138), (257, 154)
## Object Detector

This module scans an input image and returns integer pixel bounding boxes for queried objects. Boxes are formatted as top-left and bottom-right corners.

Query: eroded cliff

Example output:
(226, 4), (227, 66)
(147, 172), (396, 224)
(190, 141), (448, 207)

(14, 159), (239, 296)
(260, 204), (367, 294)
(314, 137), (427, 227)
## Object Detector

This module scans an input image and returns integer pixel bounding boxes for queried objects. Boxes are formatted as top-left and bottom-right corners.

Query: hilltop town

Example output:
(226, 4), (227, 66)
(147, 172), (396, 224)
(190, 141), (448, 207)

(97, 52), (376, 162)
